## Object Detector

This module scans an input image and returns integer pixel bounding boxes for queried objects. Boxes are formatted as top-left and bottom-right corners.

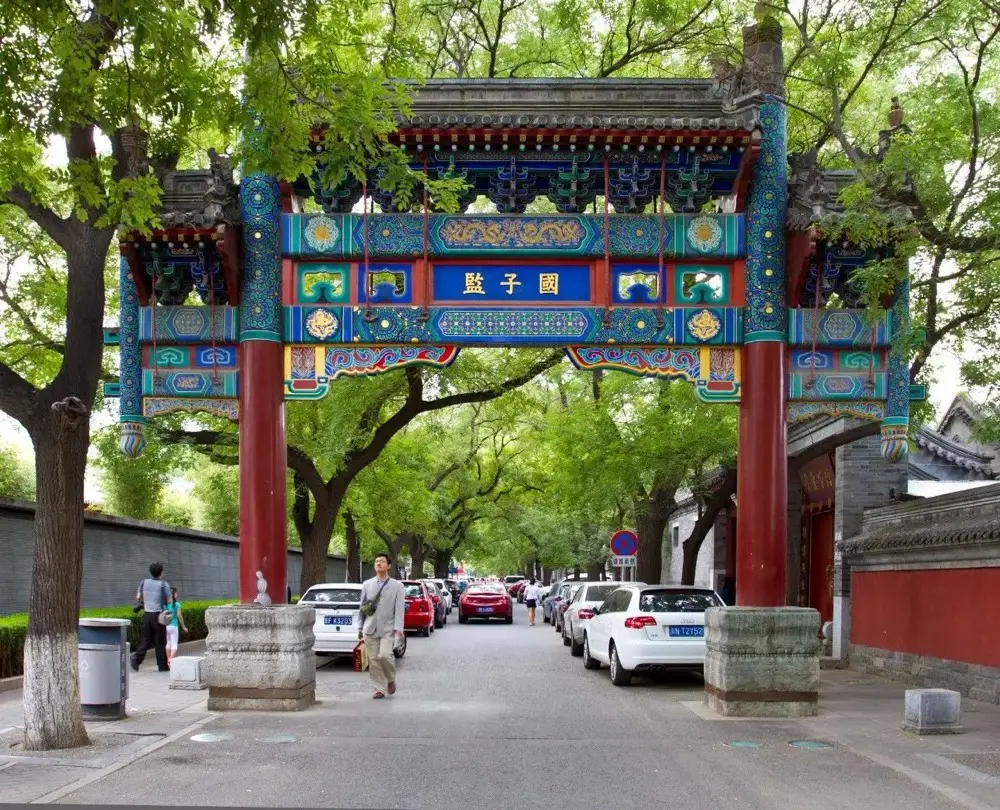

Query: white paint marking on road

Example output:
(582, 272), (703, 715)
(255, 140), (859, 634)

(818, 729), (996, 810)
(917, 753), (1000, 787)
(28, 713), (219, 805)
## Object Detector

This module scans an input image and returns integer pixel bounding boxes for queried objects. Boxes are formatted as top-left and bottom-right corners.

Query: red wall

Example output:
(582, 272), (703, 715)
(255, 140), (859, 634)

(852, 569), (1000, 669)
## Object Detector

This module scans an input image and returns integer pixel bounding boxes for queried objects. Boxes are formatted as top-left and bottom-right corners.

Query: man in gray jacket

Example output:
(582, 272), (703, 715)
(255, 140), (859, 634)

(358, 552), (406, 698)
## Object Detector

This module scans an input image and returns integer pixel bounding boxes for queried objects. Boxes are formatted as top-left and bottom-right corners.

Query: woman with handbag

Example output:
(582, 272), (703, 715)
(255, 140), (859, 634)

(164, 586), (188, 666)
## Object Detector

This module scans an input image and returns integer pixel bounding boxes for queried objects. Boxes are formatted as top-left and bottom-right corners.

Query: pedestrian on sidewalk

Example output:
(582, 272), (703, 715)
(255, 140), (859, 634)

(164, 586), (188, 666)
(523, 578), (541, 626)
(131, 562), (172, 673)
(358, 552), (405, 699)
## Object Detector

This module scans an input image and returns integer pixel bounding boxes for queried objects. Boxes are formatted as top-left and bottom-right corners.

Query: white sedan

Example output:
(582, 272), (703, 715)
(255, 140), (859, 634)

(581, 585), (724, 686)
(562, 581), (641, 655)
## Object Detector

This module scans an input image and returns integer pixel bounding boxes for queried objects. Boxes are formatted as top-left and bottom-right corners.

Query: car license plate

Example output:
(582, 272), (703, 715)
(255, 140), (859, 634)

(668, 625), (704, 638)
(324, 616), (352, 626)
(477, 607), (493, 613)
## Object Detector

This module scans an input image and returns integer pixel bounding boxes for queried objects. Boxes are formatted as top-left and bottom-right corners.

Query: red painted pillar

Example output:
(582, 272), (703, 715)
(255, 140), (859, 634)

(736, 342), (787, 606)
(736, 96), (788, 608)
(238, 173), (287, 604)
(239, 341), (287, 603)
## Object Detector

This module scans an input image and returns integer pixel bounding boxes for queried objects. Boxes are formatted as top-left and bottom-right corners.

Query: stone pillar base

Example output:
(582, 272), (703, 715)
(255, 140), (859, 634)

(704, 606), (821, 718)
(204, 605), (316, 711)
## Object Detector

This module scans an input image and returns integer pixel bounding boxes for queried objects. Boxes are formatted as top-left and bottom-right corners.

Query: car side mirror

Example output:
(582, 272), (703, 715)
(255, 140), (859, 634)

(592, 607), (600, 615)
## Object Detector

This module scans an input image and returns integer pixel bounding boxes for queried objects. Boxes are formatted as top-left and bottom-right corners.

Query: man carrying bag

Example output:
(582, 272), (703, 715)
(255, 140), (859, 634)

(357, 552), (405, 699)
(131, 562), (171, 672)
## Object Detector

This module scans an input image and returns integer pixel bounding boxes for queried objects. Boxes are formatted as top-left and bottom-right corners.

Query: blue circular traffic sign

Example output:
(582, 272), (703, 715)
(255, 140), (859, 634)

(610, 530), (638, 556)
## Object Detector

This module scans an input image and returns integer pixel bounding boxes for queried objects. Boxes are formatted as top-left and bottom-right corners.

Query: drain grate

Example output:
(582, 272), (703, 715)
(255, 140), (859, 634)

(789, 740), (833, 749)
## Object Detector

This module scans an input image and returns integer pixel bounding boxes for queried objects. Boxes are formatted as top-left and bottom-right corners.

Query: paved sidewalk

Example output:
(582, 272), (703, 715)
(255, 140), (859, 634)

(0, 633), (998, 808)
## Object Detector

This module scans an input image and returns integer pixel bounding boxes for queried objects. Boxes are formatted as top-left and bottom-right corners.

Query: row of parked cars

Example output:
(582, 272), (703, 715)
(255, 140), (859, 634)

(298, 577), (458, 660)
(533, 575), (726, 686)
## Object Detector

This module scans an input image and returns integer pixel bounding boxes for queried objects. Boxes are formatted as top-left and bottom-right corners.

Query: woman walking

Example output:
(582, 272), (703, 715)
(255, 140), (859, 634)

(165, 587), (188, 666)
(523, 578), (541, 626)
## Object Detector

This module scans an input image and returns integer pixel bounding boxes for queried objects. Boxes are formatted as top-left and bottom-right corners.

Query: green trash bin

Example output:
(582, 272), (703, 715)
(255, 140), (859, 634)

(78, 618), (131, 720)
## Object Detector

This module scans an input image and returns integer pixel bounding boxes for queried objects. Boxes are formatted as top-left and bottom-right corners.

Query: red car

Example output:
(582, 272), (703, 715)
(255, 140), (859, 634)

(403, 581), (435, 637)
(458, 582), (513, 624)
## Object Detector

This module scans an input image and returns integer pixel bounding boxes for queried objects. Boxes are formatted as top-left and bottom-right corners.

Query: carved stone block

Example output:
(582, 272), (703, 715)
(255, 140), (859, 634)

(704, 606), (821, 717)
(204, 605), (316, 711)
(168, 656), (207, 690)
(903, 688), (963, 735)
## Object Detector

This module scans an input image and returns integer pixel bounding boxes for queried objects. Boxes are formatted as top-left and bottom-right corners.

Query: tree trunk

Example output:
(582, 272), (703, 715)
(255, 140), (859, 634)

(22, 410), (92, 751)
(409, 535), (426, 578)
(681, 467), (737, 585)
(344, 511), (361, 583)
(299, 494), (337, 593)
(635, 484), (677, 585)
(586, 562), (604, 581)
(434, 554), (451, 578)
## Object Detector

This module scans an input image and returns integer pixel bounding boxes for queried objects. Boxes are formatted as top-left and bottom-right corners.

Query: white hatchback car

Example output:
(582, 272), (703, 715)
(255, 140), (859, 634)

(581, 584), (724, 685)
(562, 581), (642, 656)
(298, 582), (407, 659)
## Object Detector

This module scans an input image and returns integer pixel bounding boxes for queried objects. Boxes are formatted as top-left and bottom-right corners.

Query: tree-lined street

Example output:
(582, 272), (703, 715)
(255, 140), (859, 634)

(2, 604), (999, 808)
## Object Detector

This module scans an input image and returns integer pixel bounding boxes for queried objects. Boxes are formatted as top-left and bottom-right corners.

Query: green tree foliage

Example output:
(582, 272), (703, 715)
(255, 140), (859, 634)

(92, 426), (187, 522)
(192, 464), (240, 537)
(0, 445), (35, 500)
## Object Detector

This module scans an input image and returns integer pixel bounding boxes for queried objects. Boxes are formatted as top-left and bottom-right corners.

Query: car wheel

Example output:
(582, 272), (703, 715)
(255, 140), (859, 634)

(458, 612), (467, 624)
(543, 611), (550, 624)
(554, 616), (561, 633)
(583, 634), (600, 670)
(562, 622), (571, 647)
(505, 613), (513, 624)
(570, 632), (584, 656)
(421, 627), (430, 637)
(393, 635), (407, 658)
(609, 643), (633, 686)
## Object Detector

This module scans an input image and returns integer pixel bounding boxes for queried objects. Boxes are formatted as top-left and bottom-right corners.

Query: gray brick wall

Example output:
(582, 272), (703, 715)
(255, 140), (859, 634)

(0, 499), (348, 615)
(834, 433), (908, 546)
(852, 644), (1000, 706)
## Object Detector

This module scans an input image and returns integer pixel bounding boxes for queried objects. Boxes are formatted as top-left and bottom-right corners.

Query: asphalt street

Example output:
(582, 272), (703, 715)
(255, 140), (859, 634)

(54, 602), (975, 809)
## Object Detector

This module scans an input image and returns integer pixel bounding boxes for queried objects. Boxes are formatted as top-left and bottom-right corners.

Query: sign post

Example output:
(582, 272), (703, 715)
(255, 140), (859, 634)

(609, 530), (638, 582)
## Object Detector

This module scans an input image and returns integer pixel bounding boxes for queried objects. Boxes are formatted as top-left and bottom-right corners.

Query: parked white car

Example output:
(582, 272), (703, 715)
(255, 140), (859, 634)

(299, 583), (365, 656)
(581, 585), (724, 685)
(422, 578), (453, 613)
(562, 581), (642, 656)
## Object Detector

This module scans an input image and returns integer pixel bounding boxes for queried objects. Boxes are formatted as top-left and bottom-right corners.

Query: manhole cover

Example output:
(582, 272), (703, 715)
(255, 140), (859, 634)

(190, 732), (234, 743)
(726, 740), (762, 748)
(259, 735), (298, 744)
(789, 740), (833, 749)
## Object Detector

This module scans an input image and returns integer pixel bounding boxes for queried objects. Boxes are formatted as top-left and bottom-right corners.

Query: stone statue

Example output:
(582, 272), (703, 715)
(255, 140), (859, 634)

(253, 570), (272, 606)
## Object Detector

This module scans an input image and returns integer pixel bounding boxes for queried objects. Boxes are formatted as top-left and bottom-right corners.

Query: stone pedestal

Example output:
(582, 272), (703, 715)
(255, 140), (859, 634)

(903, 689), (963, 735)
(704, 606), (821, 717)
(169, 656), (207, 690)
(204, 605), (316, 711)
